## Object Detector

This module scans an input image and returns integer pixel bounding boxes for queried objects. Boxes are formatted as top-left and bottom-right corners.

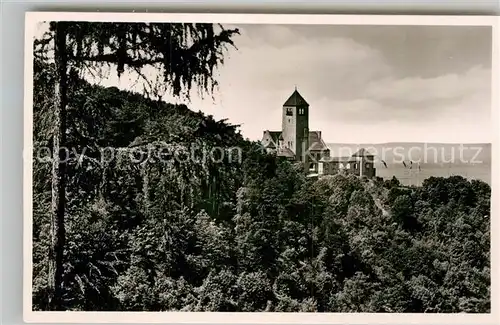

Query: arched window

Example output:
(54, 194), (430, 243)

(346, 163), (351, 169)
(339, 163), (344, 169)
(286, 107), (293, 116)
(298, 108), (305, 115)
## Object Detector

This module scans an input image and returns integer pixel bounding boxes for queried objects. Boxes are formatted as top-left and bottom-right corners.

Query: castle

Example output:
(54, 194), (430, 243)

(261, 89), (376, 178)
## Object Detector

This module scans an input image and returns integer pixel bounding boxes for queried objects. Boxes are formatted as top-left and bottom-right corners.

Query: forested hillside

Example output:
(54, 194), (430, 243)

(32, 61), (491, 312)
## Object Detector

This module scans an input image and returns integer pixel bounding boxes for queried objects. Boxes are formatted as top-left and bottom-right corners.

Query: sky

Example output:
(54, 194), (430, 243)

(40, 23), (493, 144)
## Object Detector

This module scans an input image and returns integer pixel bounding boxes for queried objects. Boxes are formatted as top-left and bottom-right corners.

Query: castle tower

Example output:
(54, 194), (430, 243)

(281, 88), (309, 162)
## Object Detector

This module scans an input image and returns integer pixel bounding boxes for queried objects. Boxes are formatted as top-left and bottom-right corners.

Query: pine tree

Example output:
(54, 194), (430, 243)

(34, 21), (239, 310)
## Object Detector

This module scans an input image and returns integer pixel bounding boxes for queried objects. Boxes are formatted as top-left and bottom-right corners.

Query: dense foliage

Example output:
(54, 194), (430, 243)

(32, 65), (491, 313)
(34, 21), (240, 310)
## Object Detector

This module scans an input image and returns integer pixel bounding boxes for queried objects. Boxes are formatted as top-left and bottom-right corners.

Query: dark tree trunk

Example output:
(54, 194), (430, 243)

(48, 21), (68, 311)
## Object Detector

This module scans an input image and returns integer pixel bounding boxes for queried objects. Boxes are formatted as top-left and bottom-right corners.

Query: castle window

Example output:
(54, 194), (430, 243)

(365, 163), (370, 169)
(346, 163), (351, 169)
(286, 107), (293, 116)
(353, 163), (357, 169)
(298, 108), (305, 115)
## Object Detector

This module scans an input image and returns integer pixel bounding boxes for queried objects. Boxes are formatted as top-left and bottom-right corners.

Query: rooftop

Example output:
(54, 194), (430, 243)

(308, 131), (329, 151)
(283, 89), (309, 107)
(277, 147), (295, 158)
(263, 130), (330, 152)
(320, 156), (360, 163)
(352, 148), (375, 157)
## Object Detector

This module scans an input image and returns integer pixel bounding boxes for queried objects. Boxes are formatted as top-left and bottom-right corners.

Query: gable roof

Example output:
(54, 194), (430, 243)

(352, 148), (374, 157)
(283, 89), (309, 107)
(263, 130), (283, 144)
(265, 142), (276, 149)
(266, 131), (282, 142)
(262, 130), (282, 148)
(277, 147), (295, 158)
(263, 130), (329, 152)
(308, 131), (329, 151)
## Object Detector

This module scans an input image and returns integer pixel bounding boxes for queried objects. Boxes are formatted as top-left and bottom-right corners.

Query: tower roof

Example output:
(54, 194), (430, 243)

(283, 89), (309, 106)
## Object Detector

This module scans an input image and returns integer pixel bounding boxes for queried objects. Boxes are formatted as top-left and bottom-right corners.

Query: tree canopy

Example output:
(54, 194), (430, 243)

(32, 70), (491, 312)
(35, 22), (239, 99)
(32, 21), (490, 312)
(34, 21), (239, 310)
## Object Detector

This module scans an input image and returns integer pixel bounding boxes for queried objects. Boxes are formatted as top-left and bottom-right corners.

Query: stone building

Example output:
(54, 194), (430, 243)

(318, 148), (376, 178)
(261, 88), (330, 172)
(261, 88), (376, 178)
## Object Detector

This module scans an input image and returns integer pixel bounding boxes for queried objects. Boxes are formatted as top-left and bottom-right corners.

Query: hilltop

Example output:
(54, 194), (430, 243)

(32, 71), (491, 312)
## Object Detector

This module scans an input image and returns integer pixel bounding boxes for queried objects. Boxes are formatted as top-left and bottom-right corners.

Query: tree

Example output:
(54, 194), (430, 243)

(34, 21), (239, 310)
(32, 39), (492, 310)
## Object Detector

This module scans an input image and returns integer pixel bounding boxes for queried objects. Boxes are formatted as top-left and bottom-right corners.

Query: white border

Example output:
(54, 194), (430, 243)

(23, 12), (500, 324)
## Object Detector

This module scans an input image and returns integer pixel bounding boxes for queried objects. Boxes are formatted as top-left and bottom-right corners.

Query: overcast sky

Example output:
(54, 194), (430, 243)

(83, 23), (493, 144)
